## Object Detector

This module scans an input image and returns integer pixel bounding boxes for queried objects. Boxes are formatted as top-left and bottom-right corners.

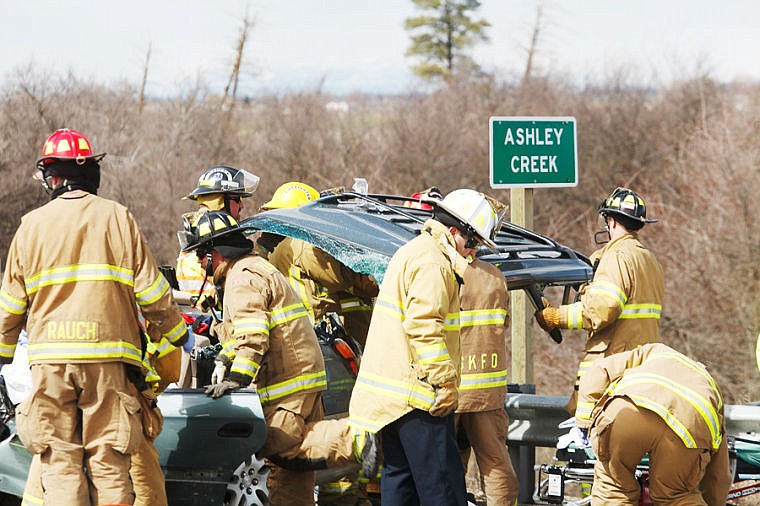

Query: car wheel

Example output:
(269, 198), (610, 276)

(224, 453), (270, 506)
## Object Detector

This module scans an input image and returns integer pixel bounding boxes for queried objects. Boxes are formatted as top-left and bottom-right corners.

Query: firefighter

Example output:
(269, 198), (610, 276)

(574, 343), (732, 504)
(0, 128), (189, 505)
(175, 165), (260, 299)
(535, 187), (664, 413)
(348, 189), (499, 506)
(261, 181), (378, 347)
(456, 258), (519, 505)
(180, 211), (372, 505)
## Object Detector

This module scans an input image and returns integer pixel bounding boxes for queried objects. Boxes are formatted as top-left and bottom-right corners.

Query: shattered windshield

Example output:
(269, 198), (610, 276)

(244, 217), (392, 284)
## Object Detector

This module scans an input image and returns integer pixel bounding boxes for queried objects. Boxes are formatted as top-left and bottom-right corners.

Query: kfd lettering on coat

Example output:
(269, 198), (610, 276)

(47, 321), (99, 340)
(463, 353), (500, 370)
(503, 127), (563, 173)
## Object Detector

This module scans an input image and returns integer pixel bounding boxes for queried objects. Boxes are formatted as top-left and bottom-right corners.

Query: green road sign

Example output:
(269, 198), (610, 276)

(490, 116), (578, 189)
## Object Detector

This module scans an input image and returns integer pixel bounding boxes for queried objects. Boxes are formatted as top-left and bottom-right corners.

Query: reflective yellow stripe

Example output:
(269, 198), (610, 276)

(25, 264), (134, 294)
(153, 338), (175, 359)
(413, 342), (451, 365)
(443, 312), (460, 331)
(27, 340), (142, 362)
(588, 280), (627, 309)
(288, 267), (315, 322)
(234, 317), (270, 337)
(577, 359), (594, 378)
(0, 289), (27, 314)
(269, 303), (310, 327)
(0, 342), (16, 359)
(135, 275), (171, 306)
(575, 400), (595, 421)
(374, 295), (404, 320)
(348, 415), (384, 434)
(21, 492), (44, 506)
(459, 369), (507, 390)
(565, 302), (583, 329)
(650, 353), (723, 409)
(231, 357), (260, 378)
(259, 370), (327, 403)
(340, 297), (371, 313)
(460, 308), (506, 327)
(353, 371), (435, 411)
(619, 303), (662, 319)
(162, 318), (187, 344)
(615, 372), (722, 450)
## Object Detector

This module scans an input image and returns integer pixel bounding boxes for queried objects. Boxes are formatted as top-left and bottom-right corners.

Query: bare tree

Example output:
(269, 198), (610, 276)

(522, 0), (543, 86)
(138, 42), (151, 114)
(222, 9), (255, 113)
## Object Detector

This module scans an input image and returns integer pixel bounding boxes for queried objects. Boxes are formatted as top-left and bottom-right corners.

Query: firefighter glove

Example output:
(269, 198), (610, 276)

(571, 425), (590, 447)
(353, 430), (380, 479)
(205, 379), (241, 398)
(429, 379), (458, 417)
(535, 306), (560, 332)
(181, 329), (196, 353)
(210, 359), (228, 385)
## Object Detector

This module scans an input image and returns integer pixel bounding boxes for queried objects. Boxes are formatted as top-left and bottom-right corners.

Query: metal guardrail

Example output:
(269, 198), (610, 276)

(505, 393), (760, 444)
(504, 391), (760, 504)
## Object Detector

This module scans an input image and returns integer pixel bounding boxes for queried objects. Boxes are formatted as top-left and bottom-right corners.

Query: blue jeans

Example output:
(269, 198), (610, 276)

(380, 409), (466, 506)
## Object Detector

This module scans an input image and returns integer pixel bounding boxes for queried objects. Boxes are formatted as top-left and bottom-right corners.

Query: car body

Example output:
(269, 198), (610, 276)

(0, 191), (592, 505)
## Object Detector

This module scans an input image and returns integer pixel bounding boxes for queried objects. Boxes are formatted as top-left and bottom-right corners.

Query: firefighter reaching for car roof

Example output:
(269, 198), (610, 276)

(456, 258), (519, 506)
(0, 128), (189, 506)
(260, 182), (378, 347)
(535, 187), (665, 413)
(179, 211), (376, 505)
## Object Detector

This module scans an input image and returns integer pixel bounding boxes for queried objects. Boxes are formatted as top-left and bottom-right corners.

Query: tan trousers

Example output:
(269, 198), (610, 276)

(456, 409), (519, 505)
(17, 363), (141, 506)
(591, 397), (731, 506)
(23, 433), (166, 506)
(262, 392), (355, 505)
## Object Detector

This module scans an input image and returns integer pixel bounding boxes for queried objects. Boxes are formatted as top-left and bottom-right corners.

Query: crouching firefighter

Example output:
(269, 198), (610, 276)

(178, 211), (378, 506)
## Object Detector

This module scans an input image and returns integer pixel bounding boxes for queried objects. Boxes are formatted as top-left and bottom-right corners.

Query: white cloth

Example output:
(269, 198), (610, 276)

(1, 331), (33, 405)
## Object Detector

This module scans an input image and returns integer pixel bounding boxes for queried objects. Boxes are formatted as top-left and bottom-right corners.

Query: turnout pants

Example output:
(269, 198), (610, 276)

(16, 363), (141, 506)
(23, 434), (165, 506)
(456, 409), (519, 505)
(381, 409), (466, 506)
(591, 397), (731, 506)
(262, 392), (355, 506)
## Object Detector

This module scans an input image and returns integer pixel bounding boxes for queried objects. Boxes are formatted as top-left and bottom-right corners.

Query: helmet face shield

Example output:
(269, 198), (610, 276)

(186, 166), (260, 200)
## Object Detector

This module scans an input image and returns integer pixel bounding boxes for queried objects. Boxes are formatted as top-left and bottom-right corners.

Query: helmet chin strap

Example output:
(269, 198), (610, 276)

(194, 251), (221, 321)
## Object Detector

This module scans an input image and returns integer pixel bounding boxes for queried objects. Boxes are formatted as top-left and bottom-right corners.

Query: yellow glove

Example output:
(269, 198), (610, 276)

(535, 306), (560, 332)
(429, 379), (458, 417)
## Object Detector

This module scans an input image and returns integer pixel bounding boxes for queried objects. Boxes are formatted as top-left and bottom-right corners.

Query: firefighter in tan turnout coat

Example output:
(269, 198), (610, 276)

(574, 343), (732, 505)
(536, 187), (664, 412)
(456, 258), (519, 505)
(349, 189), (500, 506)
(0, 129), (188, 506)
(181, 211), (367, 505)
(261, 182), (377, 347)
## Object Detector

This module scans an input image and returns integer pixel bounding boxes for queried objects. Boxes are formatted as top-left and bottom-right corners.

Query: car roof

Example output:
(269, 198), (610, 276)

(240, 192), (592, 288)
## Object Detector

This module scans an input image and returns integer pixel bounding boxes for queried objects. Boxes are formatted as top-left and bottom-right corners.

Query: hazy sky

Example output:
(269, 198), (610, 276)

(2, 0), (758, 96)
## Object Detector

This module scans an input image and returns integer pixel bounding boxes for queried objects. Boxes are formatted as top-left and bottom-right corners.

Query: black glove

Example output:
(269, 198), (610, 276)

(204, 380), (241, 398)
